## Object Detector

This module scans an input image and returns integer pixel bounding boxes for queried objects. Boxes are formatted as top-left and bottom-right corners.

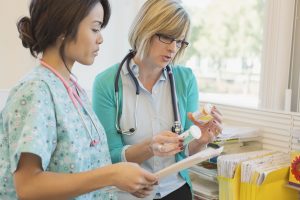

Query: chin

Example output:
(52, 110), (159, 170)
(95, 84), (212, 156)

(79, 59), (94, 66)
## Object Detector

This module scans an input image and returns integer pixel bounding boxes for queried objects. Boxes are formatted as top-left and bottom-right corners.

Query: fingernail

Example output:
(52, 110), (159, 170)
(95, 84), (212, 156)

(178, 144), (183, 148)
(180, 146), (184, 151)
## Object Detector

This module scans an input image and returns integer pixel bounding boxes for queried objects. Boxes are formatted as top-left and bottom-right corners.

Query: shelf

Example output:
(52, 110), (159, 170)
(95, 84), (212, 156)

(286, 183), (300, 191)
(189, 164), (218, 183)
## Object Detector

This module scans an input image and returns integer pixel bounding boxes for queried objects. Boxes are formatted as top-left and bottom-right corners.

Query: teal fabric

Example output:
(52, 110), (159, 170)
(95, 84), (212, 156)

(0, 66), (116, 200)
(93, 63), (199, 189)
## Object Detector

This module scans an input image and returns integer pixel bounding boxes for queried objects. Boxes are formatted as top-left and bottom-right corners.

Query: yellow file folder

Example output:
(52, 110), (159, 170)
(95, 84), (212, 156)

(218, 164), (241, 200)
(218, 165), (298, 200)
(240, 166), (297, 200)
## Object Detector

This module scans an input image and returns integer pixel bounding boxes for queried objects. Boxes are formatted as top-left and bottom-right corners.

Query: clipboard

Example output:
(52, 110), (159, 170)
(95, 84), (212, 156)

(155, 147), (223, 179)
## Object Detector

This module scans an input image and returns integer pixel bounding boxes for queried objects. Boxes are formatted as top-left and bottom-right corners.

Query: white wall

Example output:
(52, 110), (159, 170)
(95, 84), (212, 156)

(0, 0), (146, 109)
(73, 0), (146, 89)
(0, 0), (36, 90)
(0, 0), (145, 89)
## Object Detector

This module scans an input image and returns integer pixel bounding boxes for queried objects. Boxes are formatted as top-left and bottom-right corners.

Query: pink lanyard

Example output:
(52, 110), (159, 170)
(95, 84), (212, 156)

(40, 60), (84, 108)
(40, 60), (99, 147)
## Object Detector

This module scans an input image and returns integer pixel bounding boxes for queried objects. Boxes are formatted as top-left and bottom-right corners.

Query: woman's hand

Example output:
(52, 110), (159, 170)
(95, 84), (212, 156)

(131, 184), (155, 198)
(188, 105), (223, 145)
(112, 162), (158, 194)
(149, 131), (184, 156)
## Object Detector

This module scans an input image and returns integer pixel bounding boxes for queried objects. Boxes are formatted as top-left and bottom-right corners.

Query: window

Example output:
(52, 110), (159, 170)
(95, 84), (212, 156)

(181, 0), (265, 108)
(73, 0), (294, 111)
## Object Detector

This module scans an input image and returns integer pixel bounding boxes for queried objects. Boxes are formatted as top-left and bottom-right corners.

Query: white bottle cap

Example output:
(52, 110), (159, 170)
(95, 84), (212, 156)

(180, 125), (202, 145)
(189, 125), (202, 139)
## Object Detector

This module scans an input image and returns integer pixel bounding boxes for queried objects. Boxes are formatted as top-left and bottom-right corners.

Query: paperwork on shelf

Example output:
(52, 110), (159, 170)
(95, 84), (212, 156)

(155, 147), (223, 179)
(190, 161), (218, 182)
(240, 152), (289, 184)
(214, 126), (260, 144)
(190, 173), (219, 200)
(217, 150), (298, 200)
(217, 150), (273, 179)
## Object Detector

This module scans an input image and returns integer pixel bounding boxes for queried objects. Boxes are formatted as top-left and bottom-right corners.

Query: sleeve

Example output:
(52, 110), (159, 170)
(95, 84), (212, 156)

(3, 80), (57, 173)
(183, 69), (199, 131)
(92, 74), (124, 163)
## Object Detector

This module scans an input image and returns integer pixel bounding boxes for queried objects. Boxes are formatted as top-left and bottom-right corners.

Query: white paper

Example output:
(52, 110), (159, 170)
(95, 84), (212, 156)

(155, 147), (223, 179)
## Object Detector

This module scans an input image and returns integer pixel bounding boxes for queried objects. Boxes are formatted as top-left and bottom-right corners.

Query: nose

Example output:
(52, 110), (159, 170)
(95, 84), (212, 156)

(97, 32), (103, 45)
(167, 40), (177, 52)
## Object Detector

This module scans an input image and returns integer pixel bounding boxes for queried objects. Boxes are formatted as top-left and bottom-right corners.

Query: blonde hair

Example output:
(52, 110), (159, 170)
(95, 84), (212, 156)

(129, 0), (190, 64)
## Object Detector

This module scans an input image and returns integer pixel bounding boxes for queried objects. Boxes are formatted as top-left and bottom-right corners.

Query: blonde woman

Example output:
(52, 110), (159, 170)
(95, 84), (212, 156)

(93, 0), (222, 199)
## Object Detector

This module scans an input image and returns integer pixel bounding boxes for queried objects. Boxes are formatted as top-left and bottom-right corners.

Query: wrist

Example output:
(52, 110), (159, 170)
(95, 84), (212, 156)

(104, 164), (118, 186)
(145, 139), (154, 157)
(192, 139), (207, 147)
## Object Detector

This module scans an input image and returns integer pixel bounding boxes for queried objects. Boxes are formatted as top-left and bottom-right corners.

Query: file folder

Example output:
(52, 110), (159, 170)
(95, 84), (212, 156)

(218, 158), (298, 200)
(251, 166), (297, 200)
(218, 164), (241, 200)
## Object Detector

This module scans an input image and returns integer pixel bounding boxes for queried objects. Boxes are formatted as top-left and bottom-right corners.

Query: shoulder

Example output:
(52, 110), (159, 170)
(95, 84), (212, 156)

(3, 71), (54, 115)
(93, 63), (120, 97)
(94, 63), (119, 84)
(10, 67), (53, 97)
(172, 65), (195, 83)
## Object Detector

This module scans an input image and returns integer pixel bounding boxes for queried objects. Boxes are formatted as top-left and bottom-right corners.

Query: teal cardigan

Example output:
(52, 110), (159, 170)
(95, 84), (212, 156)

(92, 63), (199, 187)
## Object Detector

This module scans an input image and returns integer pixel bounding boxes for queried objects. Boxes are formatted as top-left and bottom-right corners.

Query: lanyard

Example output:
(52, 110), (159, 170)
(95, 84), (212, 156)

(40, 60), (100, 147)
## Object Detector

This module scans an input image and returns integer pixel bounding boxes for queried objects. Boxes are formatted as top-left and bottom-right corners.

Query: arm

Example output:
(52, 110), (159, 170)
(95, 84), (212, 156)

(184, 72), (222, 155)
(14, 153), (157, 200)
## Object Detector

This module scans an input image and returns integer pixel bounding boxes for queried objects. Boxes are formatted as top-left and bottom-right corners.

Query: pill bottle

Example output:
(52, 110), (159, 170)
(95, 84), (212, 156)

(179, 125), (202, 145)
(192, 104), (214, 125)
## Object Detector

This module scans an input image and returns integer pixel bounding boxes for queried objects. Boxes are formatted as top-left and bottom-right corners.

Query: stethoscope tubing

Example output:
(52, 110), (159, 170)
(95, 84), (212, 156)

(114, 51), (182, 135)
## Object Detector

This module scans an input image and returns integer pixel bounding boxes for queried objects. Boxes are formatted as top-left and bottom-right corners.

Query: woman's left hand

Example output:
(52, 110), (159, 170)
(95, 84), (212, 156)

(187, 105), (223, 145)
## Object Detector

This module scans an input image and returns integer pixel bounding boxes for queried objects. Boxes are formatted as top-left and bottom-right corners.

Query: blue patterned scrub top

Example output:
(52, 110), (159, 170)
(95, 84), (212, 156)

(0, 66), (117, 200)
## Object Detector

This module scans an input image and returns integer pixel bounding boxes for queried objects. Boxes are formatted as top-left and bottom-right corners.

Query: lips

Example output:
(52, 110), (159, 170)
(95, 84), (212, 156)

(93, 49), (99, 56)
(162, 55), (172, 62)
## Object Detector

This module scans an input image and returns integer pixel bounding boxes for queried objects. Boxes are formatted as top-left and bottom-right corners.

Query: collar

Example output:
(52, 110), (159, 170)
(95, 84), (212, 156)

(121, 59), (168, 81)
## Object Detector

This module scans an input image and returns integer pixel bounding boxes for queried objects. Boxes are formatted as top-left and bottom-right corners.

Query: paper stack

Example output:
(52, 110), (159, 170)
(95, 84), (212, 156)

(190, 172), (219, 200)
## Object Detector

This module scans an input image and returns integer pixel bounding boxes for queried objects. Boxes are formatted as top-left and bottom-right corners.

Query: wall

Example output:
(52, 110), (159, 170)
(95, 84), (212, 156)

(0, 0), (146, 90)
(0, 0), (146, 109)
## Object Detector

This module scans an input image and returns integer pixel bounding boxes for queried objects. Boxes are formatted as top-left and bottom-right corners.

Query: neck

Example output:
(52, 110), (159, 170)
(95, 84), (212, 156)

(42, 48), (74, 82)
(133, 56), (163, 90)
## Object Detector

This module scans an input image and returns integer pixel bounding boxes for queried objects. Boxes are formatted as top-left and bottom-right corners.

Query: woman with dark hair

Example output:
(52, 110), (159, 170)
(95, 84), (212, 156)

(0, 0), (157, 199)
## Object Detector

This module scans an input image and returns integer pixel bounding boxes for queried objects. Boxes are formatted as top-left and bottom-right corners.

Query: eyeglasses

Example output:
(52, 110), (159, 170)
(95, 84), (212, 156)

(156, 33), (189, 48)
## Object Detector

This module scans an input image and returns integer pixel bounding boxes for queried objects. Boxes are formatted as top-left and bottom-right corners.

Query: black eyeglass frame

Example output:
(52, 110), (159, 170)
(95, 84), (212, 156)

(155, 33), (189, 48)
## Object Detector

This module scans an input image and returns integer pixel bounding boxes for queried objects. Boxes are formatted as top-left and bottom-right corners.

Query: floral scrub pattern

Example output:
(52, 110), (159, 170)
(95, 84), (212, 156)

(0, 66), (117, 200)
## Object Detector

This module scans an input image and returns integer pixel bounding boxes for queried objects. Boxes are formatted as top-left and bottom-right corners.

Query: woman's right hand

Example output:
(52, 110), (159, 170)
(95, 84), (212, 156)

(149, 131), (184, 156)
(111, 162), (158, 195)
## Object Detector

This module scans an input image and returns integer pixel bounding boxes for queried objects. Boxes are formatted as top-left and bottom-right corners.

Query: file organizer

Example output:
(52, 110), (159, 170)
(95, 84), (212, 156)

(218, 164), (241, 200)
(240, 166), (297, 200)
(217, 151), (298, 200)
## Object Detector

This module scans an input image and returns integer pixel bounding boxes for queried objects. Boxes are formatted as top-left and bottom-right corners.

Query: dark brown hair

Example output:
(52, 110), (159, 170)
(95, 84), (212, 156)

(17, 0), (111, 58)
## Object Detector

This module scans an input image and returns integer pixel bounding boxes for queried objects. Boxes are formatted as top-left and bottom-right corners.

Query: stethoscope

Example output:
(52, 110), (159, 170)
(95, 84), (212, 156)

(40, 60), (101, 147)
(114, 50), (182, 135)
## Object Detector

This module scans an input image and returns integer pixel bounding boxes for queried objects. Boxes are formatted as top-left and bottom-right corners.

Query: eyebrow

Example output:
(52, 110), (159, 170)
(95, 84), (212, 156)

(93, 20), (103, 26)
